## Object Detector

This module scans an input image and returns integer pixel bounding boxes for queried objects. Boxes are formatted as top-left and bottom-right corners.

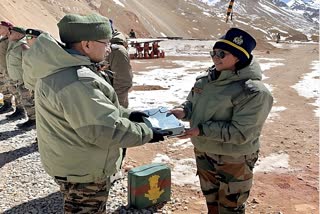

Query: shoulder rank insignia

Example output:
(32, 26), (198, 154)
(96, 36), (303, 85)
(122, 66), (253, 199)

(244, 80), (260, 93)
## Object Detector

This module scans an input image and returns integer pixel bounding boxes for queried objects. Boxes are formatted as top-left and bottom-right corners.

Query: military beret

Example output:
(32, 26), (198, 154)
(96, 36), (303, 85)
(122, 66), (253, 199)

(0, 21), (13, 29)
(213, 28), (256, 64)
(26, 28), (43, 37)
(57, 13), (112, 43)
(11, 27), (26, 35)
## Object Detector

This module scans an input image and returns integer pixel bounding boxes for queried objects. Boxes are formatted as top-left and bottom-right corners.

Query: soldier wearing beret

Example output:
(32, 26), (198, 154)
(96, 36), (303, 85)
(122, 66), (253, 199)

(6, 26), (36, 129)
(5, 26), (30, 122)
(171, 28), (273, 214)
(25, 28), (43, 46)
(15, 28), (44, 129)
(22, 28), (43, 91)
(0, 21), (14, 114)
(24, 13), (170, 213)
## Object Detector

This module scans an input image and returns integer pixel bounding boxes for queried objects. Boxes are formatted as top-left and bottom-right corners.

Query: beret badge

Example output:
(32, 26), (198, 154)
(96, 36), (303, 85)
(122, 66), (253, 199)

(233, 36), (243, 45)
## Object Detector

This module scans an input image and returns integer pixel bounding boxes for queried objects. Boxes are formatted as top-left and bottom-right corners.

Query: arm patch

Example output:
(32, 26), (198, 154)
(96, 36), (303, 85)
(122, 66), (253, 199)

(244, 79), (260, 94)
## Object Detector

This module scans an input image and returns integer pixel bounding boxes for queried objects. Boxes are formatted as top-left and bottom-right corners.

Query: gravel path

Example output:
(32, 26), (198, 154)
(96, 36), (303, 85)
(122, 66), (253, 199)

(0, 111), (184, 214)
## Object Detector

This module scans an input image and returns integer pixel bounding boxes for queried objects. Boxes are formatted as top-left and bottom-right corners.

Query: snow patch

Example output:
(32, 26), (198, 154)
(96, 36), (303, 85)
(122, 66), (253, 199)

(152, 154), (199, 188)
(267, 106), (287, 121)
(112, 0), (125, 7)
(291, 61), (320, 117)
(254, 153), (290, 173)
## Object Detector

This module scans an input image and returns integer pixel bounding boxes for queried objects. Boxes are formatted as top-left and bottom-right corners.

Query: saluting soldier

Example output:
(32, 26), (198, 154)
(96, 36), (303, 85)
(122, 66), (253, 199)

(15, 28), (44, 129)
(0, 21), (14, 114)
(22, 28), (43, 91)
(5, 26), (28, 121)
(6, 27), (36, 129)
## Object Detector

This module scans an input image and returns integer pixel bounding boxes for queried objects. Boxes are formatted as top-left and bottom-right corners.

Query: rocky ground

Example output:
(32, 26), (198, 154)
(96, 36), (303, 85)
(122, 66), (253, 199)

(0, 42), (319, 214)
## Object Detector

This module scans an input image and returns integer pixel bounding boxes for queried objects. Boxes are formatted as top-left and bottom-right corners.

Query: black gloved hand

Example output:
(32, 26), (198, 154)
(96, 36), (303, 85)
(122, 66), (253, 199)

(129, 111), (149, 123)
(149, 128), (172, 143)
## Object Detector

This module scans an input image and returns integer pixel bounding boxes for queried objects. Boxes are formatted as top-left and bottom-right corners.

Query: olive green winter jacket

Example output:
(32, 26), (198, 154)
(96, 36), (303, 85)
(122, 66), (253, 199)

(108, 31), (133, 108)
(182, 59), (273, 156)
(26, 33), (153, 183)
(22, 40), (38, 90)
(6, 38), (28, 82)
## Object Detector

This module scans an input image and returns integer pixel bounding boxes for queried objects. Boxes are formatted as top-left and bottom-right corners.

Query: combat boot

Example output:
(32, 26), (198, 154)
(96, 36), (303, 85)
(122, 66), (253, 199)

(6, 107), (26, 121)
(0, 100), (14, 114)
(16, 119), (36, 130)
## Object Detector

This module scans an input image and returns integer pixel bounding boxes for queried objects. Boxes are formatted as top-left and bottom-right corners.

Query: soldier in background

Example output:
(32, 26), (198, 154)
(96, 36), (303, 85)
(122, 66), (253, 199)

(0, 21), (14, 114)
(276, 32), (281, 43)
(108, 31), (133, 108)
(15, 28), (43, 129)
(129, 28), (136, 38)
(22, 28), (43, 90)
(106, 30), (136, 182)
(6, 27), (36, 129)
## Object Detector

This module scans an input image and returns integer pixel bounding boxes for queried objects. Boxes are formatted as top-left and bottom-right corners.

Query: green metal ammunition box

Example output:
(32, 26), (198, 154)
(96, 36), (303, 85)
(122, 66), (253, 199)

(128, 163), (171, 209)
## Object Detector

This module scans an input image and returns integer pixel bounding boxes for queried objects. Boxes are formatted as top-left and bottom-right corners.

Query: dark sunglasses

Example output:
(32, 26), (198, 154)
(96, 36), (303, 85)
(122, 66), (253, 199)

(209, 50), (229, 59)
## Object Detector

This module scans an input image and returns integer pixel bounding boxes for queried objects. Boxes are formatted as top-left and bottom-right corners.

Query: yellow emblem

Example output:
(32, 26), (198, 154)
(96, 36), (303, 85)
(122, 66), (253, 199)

(233, 36), (243, 45)
(144, 175), (164, 204)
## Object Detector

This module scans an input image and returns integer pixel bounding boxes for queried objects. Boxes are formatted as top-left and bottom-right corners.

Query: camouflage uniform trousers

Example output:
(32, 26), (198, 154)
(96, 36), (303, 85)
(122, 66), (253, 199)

(17, 83), (35, 120)
(55, 178), (111, 214)
(195, 148), (259, 214)
(7, 80), (23, 108)
(0, 69), (13, 102)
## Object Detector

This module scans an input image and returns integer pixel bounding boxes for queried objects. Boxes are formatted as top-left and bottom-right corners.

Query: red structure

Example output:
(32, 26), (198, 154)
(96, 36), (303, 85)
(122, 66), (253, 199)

(130, 40), (165, 59)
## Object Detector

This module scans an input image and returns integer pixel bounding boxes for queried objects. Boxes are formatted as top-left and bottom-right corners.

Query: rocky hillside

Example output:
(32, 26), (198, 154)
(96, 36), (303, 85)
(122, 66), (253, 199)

(0, 0), (318, 42)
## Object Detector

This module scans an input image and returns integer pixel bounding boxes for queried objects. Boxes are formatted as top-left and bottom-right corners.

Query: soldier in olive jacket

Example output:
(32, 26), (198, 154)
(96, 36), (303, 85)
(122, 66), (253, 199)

(6, 27), (36, 129)
(0, 21), (14, 113)
(24, 14), (169, 213)
(108, 31), (133, 108)
(171, 28), (273, 214)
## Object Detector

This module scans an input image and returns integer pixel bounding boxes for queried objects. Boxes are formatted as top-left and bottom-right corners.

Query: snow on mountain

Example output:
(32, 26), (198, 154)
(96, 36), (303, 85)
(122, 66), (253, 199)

(282, 0), (319, 24)
(0, 0), (318, 43)
(287, 0), (307, 7)
(194, 0), (318, 40)
(198, 0), (220, 5)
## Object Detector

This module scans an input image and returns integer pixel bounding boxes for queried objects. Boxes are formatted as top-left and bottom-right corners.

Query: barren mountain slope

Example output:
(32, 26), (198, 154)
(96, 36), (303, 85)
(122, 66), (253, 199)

(0, 0), (318, 42)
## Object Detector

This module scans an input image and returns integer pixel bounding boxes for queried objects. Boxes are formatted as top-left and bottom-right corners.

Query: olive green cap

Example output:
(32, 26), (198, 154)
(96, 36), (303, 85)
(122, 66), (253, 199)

(57, 14), (112, 43)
